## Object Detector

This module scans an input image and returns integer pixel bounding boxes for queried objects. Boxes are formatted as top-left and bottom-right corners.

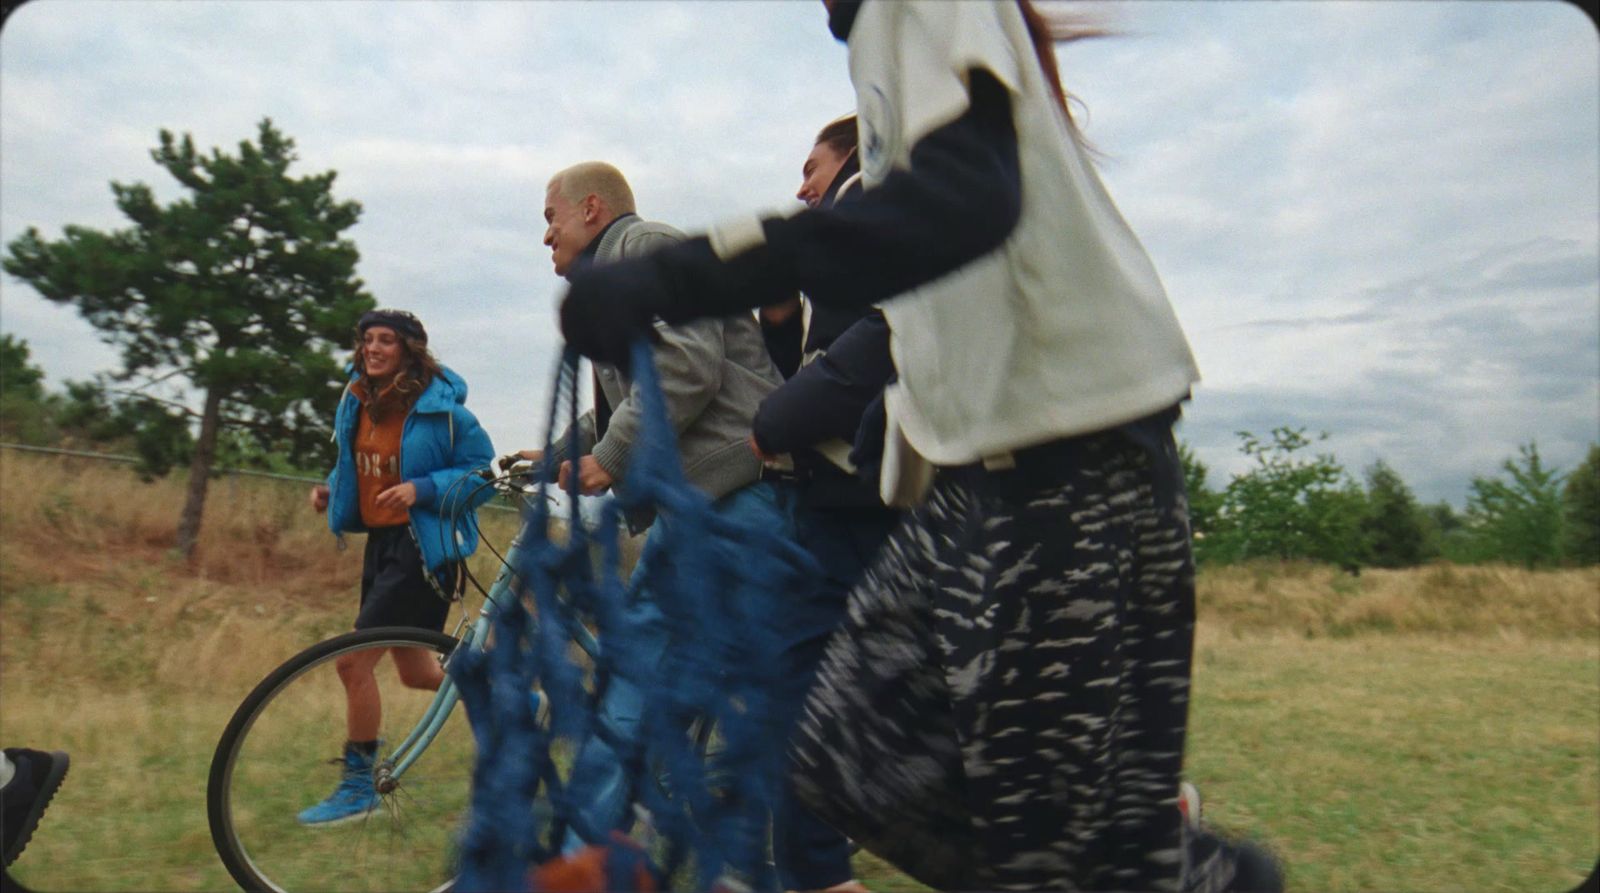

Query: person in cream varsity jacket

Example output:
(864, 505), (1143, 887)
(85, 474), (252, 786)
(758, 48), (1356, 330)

(556, 3), (1282, 892)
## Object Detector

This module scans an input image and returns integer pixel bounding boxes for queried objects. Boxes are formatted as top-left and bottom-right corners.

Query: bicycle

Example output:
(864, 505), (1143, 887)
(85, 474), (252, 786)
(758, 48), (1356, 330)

(208, 342), (806, 893)
(205, 462), (598, 893)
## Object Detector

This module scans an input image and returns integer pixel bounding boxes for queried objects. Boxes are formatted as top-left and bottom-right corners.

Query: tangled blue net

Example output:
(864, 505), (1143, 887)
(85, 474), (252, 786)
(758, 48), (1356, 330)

(449, 341), (819, 891)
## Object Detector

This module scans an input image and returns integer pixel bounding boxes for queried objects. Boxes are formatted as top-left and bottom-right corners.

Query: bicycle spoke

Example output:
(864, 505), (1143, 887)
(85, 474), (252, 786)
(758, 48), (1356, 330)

(209, 630), (474, 892)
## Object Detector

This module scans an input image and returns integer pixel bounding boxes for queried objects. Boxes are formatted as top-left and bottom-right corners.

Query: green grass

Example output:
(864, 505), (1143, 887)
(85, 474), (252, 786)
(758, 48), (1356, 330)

(216, 646), (476, 892)
(6, 631), (1593, 892)
(2, 454), (1595, 891)
(1187, 632), (1597, 892)
(844, 632), (1600, 893)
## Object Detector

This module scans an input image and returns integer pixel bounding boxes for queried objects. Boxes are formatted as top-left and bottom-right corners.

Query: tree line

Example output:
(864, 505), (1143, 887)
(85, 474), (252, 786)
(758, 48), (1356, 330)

(1182, 427), (1600, 569)
(2, 119), (1596, 569)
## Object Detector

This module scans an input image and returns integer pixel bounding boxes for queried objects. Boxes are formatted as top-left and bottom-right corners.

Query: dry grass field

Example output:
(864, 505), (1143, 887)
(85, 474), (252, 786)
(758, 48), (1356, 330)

(1, 450), (1595, 892)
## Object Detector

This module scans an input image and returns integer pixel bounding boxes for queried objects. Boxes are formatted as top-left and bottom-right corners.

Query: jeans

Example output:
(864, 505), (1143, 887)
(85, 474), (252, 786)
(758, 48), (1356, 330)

(771, 504), (900, 891)
(561, 481), (798, 863)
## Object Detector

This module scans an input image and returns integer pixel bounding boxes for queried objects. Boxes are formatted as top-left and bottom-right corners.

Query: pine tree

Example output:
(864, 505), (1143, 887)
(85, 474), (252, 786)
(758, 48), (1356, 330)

(4, 119), (374, 557)
(1360, 460), (1428, 568)
(0, 334), (56, 444)
(1562, 443), (1600, 565)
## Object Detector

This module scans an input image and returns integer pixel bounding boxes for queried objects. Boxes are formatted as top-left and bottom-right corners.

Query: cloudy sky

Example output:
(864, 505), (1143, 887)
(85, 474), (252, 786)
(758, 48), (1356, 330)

(1, 0), (1595, 507)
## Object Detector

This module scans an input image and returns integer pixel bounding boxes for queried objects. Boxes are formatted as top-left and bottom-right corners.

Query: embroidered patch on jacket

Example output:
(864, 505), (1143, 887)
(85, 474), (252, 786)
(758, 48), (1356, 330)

(858, 85), (898, 183)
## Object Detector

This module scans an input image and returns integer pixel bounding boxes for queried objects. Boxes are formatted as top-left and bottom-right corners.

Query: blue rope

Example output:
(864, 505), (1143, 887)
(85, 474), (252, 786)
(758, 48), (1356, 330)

(451, 341), (818, 891)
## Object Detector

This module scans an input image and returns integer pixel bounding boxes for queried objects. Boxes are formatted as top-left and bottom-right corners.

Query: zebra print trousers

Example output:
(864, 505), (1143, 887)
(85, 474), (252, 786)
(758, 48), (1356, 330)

(789, 427), (1236, 892)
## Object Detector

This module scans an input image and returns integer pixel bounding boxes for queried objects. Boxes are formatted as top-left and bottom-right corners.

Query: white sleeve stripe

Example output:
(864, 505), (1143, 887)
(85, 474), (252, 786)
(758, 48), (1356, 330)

(708, 215), (768, 260)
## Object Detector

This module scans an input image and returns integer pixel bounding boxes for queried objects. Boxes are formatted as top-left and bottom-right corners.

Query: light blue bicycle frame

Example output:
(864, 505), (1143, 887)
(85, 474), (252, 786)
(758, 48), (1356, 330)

(372, 498), (602, 793)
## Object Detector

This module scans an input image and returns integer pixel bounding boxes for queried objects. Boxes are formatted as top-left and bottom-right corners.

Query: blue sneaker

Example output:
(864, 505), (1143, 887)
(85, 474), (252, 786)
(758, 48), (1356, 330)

(297, 743), (381, 827)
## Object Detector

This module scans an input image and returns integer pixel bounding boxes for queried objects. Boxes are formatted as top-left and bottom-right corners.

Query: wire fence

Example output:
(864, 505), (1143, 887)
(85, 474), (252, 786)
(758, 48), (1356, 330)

(0, 441), (519, 513)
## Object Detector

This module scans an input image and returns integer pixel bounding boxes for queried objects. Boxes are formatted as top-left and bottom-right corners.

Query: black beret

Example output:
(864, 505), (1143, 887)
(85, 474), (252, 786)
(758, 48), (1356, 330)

(357, 309), (427, 344)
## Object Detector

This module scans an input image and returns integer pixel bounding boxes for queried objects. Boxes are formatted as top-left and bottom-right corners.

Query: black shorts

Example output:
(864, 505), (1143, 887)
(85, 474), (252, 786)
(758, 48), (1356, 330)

(355, 525), (455, 632)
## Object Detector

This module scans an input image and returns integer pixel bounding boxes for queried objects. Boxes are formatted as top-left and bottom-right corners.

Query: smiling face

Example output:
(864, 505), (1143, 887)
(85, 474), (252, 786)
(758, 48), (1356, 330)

(361, 325), (405, 382)
(796, 140), (849, 209)
(543, 181), (597, 278)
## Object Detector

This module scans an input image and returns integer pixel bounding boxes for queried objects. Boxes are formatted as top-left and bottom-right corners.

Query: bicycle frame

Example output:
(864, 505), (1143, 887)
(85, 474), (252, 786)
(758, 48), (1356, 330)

(373, 492), (602, 794)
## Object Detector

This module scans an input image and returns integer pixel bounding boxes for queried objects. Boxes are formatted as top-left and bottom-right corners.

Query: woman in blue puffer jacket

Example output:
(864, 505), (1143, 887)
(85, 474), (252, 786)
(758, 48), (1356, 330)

(300, 308), (496, 826)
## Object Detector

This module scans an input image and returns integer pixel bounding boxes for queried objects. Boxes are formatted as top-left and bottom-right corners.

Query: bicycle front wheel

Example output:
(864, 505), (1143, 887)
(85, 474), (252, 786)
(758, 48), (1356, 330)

(207, 627), (474, 893)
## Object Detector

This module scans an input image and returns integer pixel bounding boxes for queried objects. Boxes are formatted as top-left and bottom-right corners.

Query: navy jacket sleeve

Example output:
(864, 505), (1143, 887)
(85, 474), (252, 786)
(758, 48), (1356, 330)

(763, 70), (1020, 310)
(650, 69), (1022, 322)
(751, 311), (894, 455)
(761, 309), (805, 380)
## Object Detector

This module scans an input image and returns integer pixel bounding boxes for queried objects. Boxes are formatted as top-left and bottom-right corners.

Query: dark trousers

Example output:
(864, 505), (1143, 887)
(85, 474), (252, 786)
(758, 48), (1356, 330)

(772, 504), (900, 890)
(356, 525), (452, 631)
(789, 427), (1230, 892)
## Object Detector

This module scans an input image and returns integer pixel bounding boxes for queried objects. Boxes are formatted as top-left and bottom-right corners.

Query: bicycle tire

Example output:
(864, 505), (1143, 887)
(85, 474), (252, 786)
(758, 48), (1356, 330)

(207, 627), (469, 893)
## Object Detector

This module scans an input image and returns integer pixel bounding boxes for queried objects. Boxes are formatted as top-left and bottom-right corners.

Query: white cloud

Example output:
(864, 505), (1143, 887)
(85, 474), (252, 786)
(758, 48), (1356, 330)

(0, 0), (1593, 506)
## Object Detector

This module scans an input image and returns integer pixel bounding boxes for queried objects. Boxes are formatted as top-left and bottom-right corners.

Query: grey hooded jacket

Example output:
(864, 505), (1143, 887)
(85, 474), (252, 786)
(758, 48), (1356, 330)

(549, 214), (782, 502)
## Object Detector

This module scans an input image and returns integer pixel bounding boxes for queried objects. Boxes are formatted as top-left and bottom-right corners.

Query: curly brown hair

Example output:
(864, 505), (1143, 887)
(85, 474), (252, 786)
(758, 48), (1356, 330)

(350, 331), (442, 423)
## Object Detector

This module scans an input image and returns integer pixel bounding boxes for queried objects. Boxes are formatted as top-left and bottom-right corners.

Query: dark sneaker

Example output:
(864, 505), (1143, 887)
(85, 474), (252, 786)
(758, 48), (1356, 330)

(296, 744), (380, 827)
(1229, 838), (1285, 893)
(2, 748), (70, 867)
(1187, 826), (1285, 893)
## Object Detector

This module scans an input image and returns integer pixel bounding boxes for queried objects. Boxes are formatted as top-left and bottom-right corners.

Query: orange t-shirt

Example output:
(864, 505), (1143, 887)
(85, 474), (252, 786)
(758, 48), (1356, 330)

(353, 382), (409, 528)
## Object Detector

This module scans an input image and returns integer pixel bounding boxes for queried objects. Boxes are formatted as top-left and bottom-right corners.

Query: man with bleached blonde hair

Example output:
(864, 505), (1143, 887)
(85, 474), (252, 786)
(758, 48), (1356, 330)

(542, 163), (637, 278)
(531, 160), (780, 501)
(518, 162), (788, 859)
(554, 159), (635, 207)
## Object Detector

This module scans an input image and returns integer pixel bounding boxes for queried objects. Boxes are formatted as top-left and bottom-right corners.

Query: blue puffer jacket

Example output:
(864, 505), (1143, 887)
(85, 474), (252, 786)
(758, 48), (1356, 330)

(325, 365), (497, 573)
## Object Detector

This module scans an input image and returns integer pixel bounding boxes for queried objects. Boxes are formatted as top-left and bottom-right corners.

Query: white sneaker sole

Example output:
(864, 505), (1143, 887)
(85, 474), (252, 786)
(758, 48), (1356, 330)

(1178, 781), (1202, 829)
(297, 804), (383, 828)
